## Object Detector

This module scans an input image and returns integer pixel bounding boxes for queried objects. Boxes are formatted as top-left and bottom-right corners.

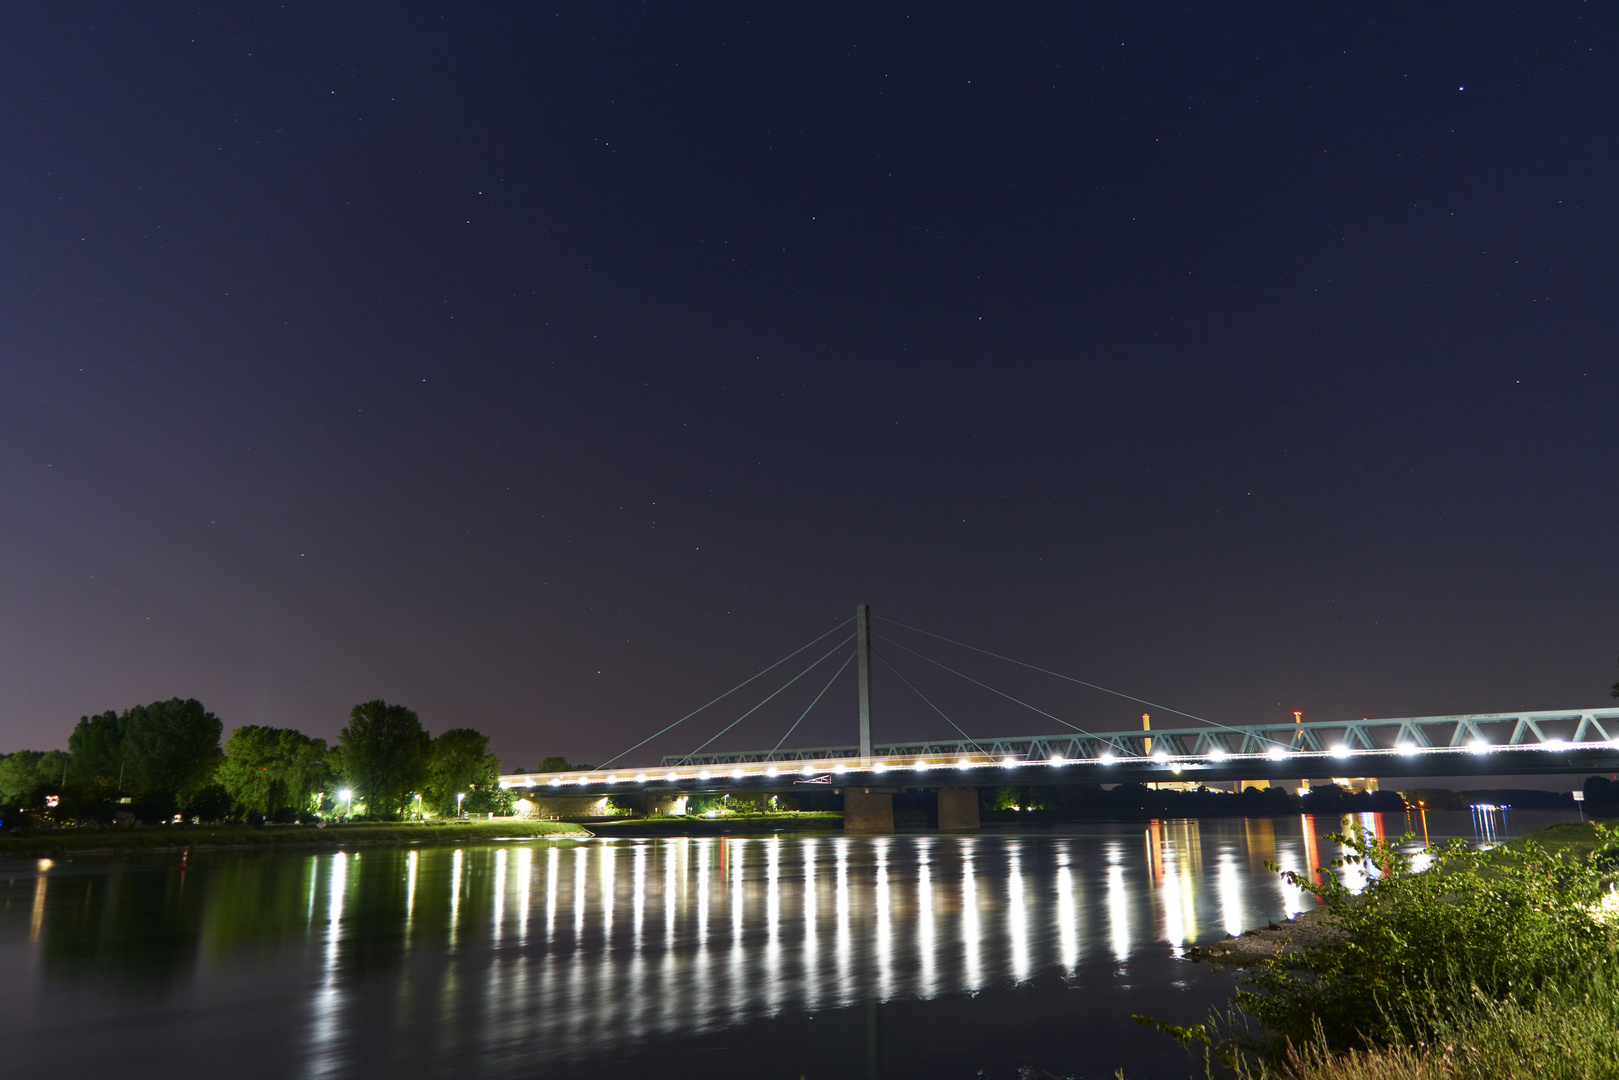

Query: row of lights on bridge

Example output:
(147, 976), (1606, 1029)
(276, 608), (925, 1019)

(507, 734), (1616, 790)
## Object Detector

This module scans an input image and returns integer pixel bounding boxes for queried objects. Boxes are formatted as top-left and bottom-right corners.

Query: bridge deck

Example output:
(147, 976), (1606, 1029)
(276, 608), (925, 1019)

(500, 707), (1619, 796)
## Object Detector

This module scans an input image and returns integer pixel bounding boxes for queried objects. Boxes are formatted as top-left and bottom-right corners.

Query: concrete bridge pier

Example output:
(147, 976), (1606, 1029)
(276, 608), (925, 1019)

(843, 788), (895, 834)
(937, 787), (980, 831)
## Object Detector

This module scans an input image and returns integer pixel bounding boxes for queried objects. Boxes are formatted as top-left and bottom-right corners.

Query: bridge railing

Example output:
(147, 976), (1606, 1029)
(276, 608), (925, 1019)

(499, 708), (1619, 791)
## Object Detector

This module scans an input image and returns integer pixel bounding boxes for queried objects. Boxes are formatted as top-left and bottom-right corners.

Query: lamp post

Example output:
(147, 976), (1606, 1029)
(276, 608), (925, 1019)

(456, 792), (465, 818)
(414, 792), (422, 820)
(339, 788), (353, 819)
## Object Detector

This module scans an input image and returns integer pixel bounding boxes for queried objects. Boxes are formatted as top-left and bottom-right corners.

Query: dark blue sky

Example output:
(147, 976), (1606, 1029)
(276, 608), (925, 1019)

(2, 3), (1615, 770)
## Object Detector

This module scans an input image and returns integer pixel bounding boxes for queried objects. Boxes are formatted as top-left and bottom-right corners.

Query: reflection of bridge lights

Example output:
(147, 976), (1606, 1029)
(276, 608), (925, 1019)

(1099, 752), (1117, 764)
(1266, 747), (1287, 760)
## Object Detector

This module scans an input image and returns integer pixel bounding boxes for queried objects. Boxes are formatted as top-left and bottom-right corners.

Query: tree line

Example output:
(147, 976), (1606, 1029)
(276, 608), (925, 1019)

(0, 697), (514, 824)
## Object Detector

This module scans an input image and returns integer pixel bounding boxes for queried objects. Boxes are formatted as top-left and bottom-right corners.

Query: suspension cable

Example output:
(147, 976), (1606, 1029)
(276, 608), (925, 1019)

(596, 617), (854, 768)
(875, 616), (1289, 750)
(872, 648), (987, 754)
(769, 651), (856, 756)
(674, 635), (854, 763)
(874, 633), (1102, 738)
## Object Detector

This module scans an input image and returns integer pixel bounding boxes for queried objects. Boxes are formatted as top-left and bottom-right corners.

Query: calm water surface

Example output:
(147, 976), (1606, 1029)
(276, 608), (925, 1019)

(0, 810), (1571, 1079)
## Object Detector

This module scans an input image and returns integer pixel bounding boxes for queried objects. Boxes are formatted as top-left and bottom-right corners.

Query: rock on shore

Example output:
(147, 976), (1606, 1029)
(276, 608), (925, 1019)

(1187, 907), (1344, 966)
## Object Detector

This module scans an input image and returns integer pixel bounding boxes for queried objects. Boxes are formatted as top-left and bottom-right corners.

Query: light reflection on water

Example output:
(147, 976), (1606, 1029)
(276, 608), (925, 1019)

(0, 810), (1572, 1078)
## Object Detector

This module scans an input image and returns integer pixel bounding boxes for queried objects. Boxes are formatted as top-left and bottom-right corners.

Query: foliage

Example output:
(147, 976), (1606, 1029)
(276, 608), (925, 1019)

(337, 700), (431, 820)
(216, 726), (332, 817)
(537, 756), (587, 772)
(67, 710), (125, 783)
(425, 727), (504, 815)
(1232, 823), (1619, 1059)
(0, 750), (70, 806)
(1218, 967), (1619, 1080)
(65, 700), (223, 812)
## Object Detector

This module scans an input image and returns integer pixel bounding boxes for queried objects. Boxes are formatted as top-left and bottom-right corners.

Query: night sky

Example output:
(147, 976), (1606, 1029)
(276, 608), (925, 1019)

(3, 4), (1615, 775)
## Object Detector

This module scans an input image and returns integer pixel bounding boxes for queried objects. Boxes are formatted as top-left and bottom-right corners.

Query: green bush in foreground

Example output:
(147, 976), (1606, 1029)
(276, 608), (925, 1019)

(1227, 971), (1619, 1079)
(1148, 823), (1619, 1073)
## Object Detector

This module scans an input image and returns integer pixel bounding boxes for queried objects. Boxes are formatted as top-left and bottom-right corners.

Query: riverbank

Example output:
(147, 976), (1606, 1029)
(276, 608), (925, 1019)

(0, 818), (589, 856)
(1171, 818), (1619, 1080)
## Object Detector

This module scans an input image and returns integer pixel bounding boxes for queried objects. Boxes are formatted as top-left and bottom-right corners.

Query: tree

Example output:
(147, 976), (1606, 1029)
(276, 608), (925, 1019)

(120, 699), (224, 812)
(0, 751), (69, 806)
(538, 756), (586, 772)
(337, 700), (430, 819)
(67, 710), (124, 786)
(426, 728), (502, 815)
(217, 726), (331, 817)
(66, 699), (223, 812)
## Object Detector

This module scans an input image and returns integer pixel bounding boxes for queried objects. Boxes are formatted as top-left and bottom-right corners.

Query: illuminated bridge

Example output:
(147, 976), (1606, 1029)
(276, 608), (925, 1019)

(501, 606), (1619, 830)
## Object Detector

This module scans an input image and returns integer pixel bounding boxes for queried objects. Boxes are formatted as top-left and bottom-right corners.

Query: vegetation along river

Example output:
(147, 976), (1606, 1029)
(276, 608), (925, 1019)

(0, 809), (1575, 1079)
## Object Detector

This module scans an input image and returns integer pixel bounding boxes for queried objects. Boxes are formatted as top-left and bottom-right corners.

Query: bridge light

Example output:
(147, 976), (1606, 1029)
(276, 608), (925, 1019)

(1151, 750), (1169, 763)
(1208, 748), (1228, 762)
(872, 762), (889, 774)
(635, 773), (648, 783)
(698, 771), (711, 780)
(1331, 744), (1351, 758)
(663, 772), (678, 782)
(1001, 756), (1017, 767)
(1266, 747), (1287, 761)
(1170, 763), (1183, 774)
(730, 768), (744, 779)
(1099, 752), (1117, 765)
(1395, 743), (1416, 756)
(766, 767), (779, 777)
(549, 778), (561, 787)
(956, 758), (972, 769)
(914, 759), (931, 770)
(1469, 739), (1491, 754)
(1048, 755), (1064, 765)
(833, 762), (848, 773)
(801, 765), (815, 776)
(1544, 738), (1568, 751)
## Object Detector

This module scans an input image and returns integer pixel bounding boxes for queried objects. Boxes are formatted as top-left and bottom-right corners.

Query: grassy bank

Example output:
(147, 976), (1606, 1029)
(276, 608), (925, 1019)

(589, 811), (844, 837)
(0, 818), (588, 856)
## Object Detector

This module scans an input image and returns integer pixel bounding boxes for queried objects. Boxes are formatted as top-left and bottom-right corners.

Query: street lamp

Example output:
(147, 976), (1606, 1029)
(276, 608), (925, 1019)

(339, 788), (353, 818)
(456, 792), (466, 818)
(414, 792), (423, 820)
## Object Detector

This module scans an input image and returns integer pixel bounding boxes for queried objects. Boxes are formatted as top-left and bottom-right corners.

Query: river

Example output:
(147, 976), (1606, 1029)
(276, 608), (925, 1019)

(0, 809), (1574, 1079)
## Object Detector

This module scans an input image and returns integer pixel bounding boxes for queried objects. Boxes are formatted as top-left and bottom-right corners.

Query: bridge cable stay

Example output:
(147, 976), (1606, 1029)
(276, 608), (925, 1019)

(874, 616), (1291, 751)
(596, 616), (855, 769)
(674, 635), (855, 764)
(871, 648), (989, 755)
(768, 651), (857, 756)
(873, 632), (1104, 739)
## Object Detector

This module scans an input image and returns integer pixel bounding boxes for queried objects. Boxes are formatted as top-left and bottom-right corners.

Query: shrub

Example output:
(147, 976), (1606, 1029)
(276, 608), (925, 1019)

(1233, 823), (1619, 1058)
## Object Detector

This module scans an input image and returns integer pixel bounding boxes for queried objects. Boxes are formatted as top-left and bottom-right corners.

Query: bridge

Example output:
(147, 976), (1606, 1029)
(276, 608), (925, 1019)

(501, 605), (1619, 831)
